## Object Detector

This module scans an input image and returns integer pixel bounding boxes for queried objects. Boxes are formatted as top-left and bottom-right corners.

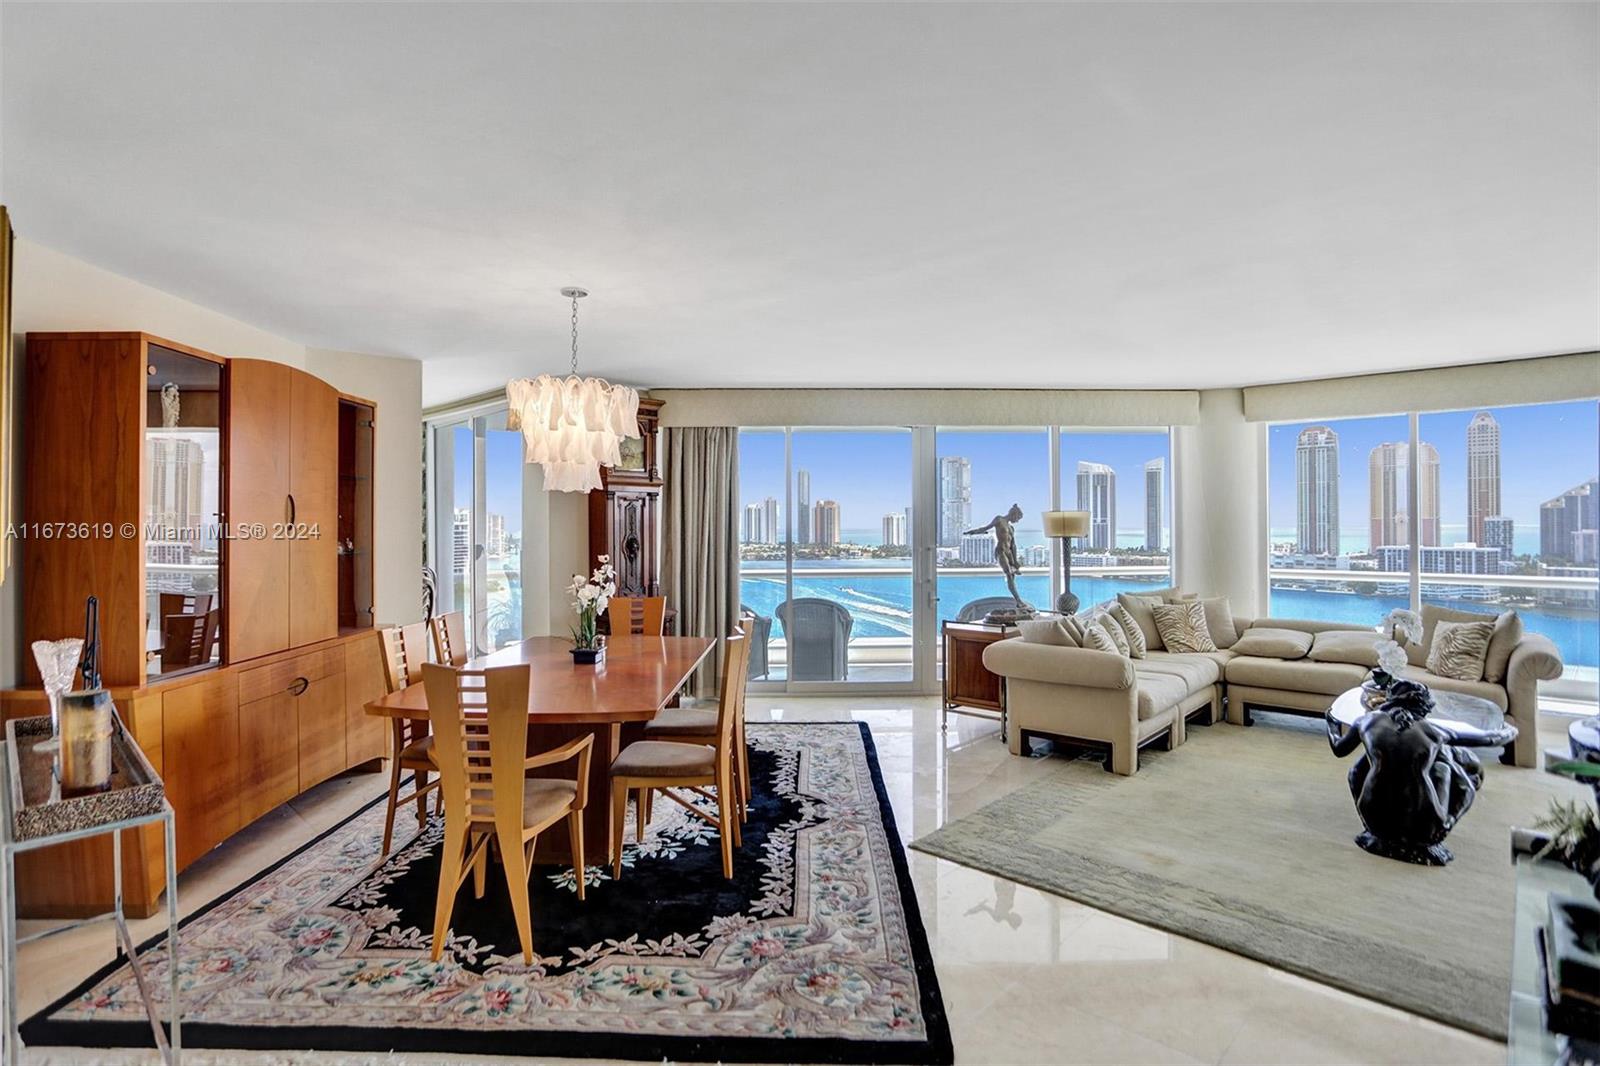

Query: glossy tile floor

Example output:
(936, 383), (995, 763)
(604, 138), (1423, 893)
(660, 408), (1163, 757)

(16, 695), (1541, 1065)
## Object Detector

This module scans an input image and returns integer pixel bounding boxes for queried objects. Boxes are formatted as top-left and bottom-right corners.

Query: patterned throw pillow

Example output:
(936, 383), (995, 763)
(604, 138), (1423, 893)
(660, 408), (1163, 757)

(1109, 603), (1147, 658)
(1092, 612), (1131, 656)
(1151, 601), (1218, 654)
(1426, 620), (1494, 682)
(1081, 620), (1122, 656)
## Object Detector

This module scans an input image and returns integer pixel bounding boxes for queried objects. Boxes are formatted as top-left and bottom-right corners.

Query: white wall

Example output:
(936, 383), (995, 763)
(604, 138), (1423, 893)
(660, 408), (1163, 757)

(1173, 389), (1267, 617)
(3, 240), (423, 684)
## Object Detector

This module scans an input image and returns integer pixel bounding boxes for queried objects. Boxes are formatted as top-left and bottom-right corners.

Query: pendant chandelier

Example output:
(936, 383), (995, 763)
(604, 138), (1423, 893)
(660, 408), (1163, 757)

(506, 287), (640, 493)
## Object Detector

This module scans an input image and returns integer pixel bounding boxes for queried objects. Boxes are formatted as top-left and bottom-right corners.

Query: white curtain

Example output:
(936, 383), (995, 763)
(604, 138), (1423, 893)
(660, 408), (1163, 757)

(662, 427), (740, 696)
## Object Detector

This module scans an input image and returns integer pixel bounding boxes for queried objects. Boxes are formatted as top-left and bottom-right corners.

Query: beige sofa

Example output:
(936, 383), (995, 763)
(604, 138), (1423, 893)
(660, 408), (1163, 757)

(984, 609), (1563, 774)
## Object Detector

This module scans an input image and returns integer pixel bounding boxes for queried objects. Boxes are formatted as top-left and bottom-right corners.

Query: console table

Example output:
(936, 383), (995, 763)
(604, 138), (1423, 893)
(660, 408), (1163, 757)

(941, 621), (1016, 734)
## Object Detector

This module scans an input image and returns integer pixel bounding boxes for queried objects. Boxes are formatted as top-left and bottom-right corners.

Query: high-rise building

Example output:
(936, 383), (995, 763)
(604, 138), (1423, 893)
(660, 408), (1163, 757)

(938, 456), (972, 546)
(1540, 479), (1599, 560)
(452, 507), (471, 577)
(1022, 543), (1050, 567)
(1143, 458), (1165, 552)
(1466, 411), (1501, 545)
(485, 513), (508, 557)
(742, 502), (764, 544)
(763, 496), (780, 545)
(1295, 425), (1339, 556)
(1366, 441), (1439, 554)
(796, 468), (812, 545)
(959, 532), (994, 565)
(1373, 543), (1503, 575)
(881, 511), (907, 547)
(1076, 461), (1116, 552)
(147, 437), (206, 548)
(813, 500), (841, 545)
(1482, 515), (1516, 561)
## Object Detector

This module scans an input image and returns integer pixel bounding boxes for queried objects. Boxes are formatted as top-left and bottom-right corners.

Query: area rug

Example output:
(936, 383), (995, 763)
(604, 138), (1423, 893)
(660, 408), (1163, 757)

(24, 722), (952, 1064)
(912, 714), (1583, 1040)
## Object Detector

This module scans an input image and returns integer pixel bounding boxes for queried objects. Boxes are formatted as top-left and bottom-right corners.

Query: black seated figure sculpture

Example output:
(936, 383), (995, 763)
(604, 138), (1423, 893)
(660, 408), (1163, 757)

(1326, 679), (1491, 866)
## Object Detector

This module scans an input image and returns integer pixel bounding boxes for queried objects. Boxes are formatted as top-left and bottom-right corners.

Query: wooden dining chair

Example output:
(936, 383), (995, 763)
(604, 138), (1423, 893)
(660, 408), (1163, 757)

(158, 591), (214, 621)
(607, 596), (667, 637)
(422, 662), (592, 964)
(641, 614), (755, 814)
(378, 622), (442, 856)
(158, 608), (221, 671)
(610, 629), (750, 880)
(430, 610), (468, 666)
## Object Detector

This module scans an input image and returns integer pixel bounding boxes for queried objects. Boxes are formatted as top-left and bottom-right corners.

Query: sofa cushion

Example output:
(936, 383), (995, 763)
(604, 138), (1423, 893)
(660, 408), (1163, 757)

(1019, 618), (1075, 646)
(1484, 611), (1523, 685)
(1426, 619), (1494, 681)
(1135, 655), (1220, 693)
(1224, 656), (1367, 696)
(1152, 601), (1218, 653)
(1115, 593), (1166, 651)
(1134, 672), (1189, 720)
(1408, 605), (1494, 666)
(1396, 666), (1509, 709)
(1108, 603), (1148, 658)
(1258, 618), (1378, 636)
(1229, 627), (1314, 660)
(1308, 630), (1384, 668)
(1200, 597), (1240, 648)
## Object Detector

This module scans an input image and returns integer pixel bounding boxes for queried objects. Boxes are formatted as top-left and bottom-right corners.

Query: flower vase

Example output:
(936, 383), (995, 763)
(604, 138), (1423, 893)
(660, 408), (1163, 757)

(571, 645), (605, 666)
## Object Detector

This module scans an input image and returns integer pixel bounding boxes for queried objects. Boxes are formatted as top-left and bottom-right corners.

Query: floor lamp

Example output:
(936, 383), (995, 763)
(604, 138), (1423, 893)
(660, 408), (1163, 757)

(1043, 510), (1091, 616)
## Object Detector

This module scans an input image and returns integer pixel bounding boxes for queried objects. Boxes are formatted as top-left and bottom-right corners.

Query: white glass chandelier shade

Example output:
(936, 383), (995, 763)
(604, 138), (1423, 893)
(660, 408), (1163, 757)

(506, 374), (640, 493)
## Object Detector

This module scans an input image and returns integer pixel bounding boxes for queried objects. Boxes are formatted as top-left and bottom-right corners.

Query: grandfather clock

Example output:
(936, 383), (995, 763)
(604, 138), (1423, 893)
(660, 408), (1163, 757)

(589, 397), (668, 626)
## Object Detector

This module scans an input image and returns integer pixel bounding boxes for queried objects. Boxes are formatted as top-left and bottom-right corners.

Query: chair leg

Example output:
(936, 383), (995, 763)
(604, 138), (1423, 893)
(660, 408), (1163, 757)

(431, 821), (465, 962)
(471, 832), (488, 899)
(610, 779), (629, 879)
(737, 737), (752, 807)
(716, 765), (736, 879)
(414, 767), (431, 828)
(644, 787), (654, 829)
(381, 750), (404, 857)
(569, 810), (586, 902)
(497, 826), (535, 965)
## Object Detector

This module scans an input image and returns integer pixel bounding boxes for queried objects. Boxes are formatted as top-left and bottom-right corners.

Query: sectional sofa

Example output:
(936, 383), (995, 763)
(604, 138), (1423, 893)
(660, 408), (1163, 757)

(983, 606), (1563, 775)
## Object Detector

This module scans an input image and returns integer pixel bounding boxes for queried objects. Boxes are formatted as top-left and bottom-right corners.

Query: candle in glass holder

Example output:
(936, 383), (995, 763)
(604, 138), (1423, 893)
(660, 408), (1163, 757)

(58, 689), (114, 796)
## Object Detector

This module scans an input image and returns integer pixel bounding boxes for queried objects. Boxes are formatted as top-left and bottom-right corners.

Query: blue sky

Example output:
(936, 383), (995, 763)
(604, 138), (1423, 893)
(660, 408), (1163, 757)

(738, 428), (1171, 535)
(451, 426), (526, 538)
(1266, 400), (1599, 538)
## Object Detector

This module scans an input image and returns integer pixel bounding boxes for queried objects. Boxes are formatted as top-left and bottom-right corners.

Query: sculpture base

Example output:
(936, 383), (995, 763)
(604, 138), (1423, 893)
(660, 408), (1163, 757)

(1056, 591), (1080, 616)
(1355, 830), (1453, 866)
(983, 606), (1037, 626)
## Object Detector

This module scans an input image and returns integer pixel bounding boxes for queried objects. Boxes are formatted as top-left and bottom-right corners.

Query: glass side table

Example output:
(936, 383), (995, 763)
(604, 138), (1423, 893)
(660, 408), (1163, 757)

(1, 715), (180, 1064)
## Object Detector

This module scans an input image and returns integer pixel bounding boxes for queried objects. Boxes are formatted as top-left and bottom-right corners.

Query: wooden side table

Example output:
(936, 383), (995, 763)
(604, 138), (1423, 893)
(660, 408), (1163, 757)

(941, 621), (1017, 736)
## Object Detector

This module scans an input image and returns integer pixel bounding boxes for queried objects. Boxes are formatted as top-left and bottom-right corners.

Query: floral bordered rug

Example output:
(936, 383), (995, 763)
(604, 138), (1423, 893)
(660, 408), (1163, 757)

(23, 722), (952, 1064)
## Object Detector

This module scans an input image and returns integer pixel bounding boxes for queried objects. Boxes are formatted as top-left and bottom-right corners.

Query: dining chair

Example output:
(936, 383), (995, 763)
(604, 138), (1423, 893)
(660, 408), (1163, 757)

(422, 662), (592, 964)
(607, 596), (667, 637)
(158, 591), (215, 621)
(378, 622), (441, 856)
(430, 609), (468, 666)
(158, 608), (221, 671)
(641, 614), (755, 812)
(610, 629), (750, 880)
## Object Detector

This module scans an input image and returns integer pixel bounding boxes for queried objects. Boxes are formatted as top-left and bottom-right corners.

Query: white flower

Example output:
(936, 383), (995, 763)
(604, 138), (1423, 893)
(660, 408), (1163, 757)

(1375, 639), (1409, 676)
(597, 555), (610, 565)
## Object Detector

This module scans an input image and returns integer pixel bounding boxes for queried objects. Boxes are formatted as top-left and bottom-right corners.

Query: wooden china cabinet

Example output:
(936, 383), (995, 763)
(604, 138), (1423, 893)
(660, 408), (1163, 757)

(5, 332), (385, 917)
(589, 398), (672, 629)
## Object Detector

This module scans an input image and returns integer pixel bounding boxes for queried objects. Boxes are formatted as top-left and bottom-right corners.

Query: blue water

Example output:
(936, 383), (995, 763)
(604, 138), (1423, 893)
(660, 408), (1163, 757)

(737, 566), (1598, 670)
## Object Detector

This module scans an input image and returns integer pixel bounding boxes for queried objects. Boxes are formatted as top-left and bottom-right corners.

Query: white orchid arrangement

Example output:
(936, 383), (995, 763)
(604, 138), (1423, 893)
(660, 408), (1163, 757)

(568, 556), (617, 650)
(1372, 638), (1410, 687)
(1381, 607), (1422, 647)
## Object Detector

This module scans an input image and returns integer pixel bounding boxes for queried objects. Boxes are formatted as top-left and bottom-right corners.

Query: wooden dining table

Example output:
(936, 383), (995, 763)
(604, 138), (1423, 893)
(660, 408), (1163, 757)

(364, 634), (716, 864)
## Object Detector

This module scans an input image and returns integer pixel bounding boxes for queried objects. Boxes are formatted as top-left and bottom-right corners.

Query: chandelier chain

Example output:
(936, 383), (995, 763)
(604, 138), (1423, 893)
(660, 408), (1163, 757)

(570, 292), (580, 376)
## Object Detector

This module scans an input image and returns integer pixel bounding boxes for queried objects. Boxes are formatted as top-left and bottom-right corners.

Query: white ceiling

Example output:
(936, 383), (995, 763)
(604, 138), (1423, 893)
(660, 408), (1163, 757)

(3, 2), (1595, 406)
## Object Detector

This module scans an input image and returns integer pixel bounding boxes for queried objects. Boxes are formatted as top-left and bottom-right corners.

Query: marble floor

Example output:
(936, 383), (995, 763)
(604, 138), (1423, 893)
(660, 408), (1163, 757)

(14, 694), (1558, 1065)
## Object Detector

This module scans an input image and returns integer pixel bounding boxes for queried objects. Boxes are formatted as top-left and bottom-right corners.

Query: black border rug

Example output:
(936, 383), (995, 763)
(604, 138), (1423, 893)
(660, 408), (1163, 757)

(23, 722), (953, 1064)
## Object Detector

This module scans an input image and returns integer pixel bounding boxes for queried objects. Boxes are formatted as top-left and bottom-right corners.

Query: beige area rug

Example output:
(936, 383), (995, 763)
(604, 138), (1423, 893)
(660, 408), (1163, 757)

(912, 714), (1585, 1040)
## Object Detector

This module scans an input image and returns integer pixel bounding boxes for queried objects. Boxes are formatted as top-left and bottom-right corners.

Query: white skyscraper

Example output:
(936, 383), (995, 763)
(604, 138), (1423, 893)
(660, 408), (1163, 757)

(796, 469), (812, 545)
(938, 456), (972, 547)
(813, 500), (841, 545)
(1467, 411), (1501, 546)
(1076, 461), (1116, 552)
(742, 502), (764, 544)
(959, 532), (994, 565)
(1295, 426), (1340, 556)
(452, 507), (471, 577)
(762, 496), (780, 545)
(881, 511), (907, 547)
(1143, 458), (1165, 552)
(147, 436), (206, 548)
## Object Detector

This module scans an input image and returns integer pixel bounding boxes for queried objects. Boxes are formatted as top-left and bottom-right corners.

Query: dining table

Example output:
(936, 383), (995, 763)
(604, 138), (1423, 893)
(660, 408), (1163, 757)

(364, 633), (716, 864)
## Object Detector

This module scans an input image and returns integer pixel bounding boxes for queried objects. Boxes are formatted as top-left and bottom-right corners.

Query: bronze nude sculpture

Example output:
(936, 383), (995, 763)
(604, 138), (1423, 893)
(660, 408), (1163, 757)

(963, 503), (1035, 623)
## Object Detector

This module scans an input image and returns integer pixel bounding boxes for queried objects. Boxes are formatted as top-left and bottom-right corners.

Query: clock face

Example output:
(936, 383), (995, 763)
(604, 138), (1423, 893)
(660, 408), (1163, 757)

(617, 435), (645, 470)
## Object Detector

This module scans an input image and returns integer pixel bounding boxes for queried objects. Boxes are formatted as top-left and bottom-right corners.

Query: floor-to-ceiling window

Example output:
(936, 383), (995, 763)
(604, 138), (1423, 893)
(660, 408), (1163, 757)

(1266, 401), (1598, 694)
(1058, 429), (1176, 602)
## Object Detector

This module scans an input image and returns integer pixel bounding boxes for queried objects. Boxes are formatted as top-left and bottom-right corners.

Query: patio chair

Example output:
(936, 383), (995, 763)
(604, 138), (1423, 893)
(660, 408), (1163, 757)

(774, 598), (853, 681)
(740, 604), (774, 679)
(956, 596), (1021, 623)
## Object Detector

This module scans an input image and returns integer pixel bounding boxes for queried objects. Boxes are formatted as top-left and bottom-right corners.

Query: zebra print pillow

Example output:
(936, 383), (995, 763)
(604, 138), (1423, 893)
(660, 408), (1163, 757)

(1425, 620), (1494, 682)
(1109, 603), (1148, 658)
(1081, 621), (1122, 656)
(1151, 601), (1218, 654)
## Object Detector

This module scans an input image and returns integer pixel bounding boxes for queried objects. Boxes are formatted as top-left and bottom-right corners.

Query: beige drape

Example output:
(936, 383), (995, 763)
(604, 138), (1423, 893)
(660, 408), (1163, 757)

(662, 426), (740, 695)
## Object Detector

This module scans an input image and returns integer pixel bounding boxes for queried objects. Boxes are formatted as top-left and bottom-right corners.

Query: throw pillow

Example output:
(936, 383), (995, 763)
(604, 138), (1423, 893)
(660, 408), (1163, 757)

(1151, 601), (1218, 654)
(1307, 630), (1384, 668)
(1409, 605), (1494, 667)
(1483, 611), (1523, 684)
(1115, 593), (1166, 651)
(1081, 621), (1121, 656)
(1199, 597), (1239, 648)
(1109, 603), (1148, 658)
(1093, 612), (1131, 656)
(1229, 627), (1314, 659)
(1019, 618), (1075, 647)
(1427, 620), (1494, 682)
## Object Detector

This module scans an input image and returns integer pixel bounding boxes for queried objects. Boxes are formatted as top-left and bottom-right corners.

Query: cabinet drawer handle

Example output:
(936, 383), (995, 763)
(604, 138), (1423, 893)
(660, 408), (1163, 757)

(287, 493), (297, 524)
(288, 676), (310, 696)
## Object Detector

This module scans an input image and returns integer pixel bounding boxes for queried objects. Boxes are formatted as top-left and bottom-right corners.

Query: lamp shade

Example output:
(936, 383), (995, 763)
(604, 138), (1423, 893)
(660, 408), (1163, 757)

(1043, 510), (1091, 538)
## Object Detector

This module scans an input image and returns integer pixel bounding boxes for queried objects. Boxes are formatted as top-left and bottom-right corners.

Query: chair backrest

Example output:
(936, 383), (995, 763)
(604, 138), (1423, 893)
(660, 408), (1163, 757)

(740, 604), (773, 680)
(431, 610), (468, 666)
(608, 596), (667, 636)
(714, 630), (751, 753)
(773, 598), (853, 681)
(956, 596), (1018, 623)
(398, 621), (431, 682)
(422, 663), (532, 833)
(159, 609), (220, 671)
(159, 592), (214, 621)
